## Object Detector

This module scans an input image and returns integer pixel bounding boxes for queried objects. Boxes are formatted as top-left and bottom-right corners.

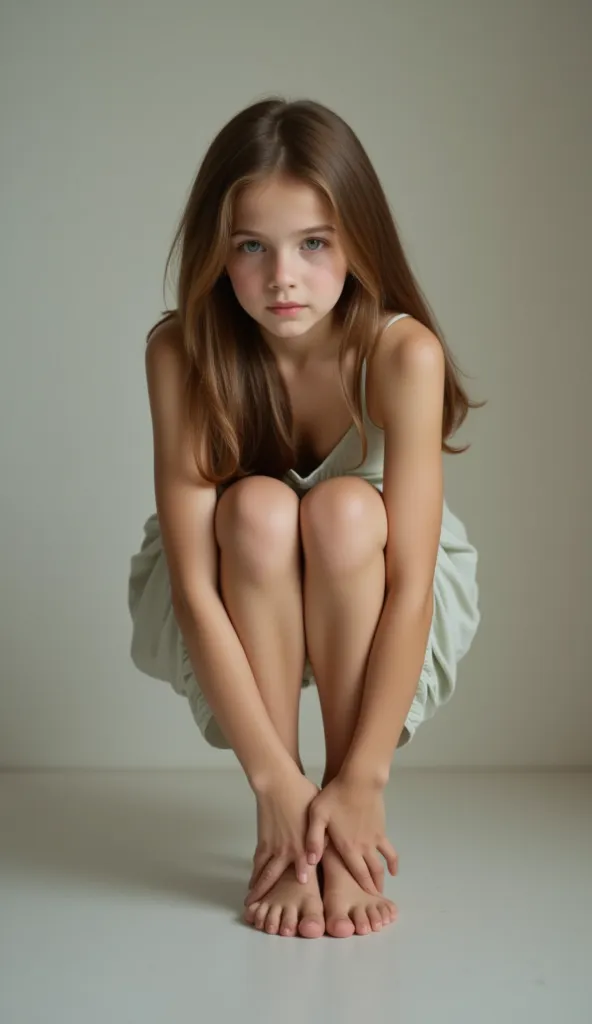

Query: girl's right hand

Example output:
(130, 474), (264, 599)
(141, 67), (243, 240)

(245, 769), (325, 906)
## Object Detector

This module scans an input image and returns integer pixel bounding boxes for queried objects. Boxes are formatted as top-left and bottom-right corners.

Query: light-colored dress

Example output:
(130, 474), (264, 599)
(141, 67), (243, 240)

(127, 313), (481, 749)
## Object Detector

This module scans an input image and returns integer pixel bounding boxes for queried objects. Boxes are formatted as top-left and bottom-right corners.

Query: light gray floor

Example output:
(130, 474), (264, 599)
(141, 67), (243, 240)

(1, 769), (590, 1023)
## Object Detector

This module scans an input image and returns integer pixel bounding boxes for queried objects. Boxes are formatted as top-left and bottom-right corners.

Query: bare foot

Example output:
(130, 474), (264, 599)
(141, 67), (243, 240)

(321, 841), (397, 938)
(244, 865), (325, 938)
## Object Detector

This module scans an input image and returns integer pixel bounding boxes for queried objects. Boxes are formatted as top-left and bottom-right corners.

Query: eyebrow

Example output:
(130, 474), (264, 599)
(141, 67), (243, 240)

(230, 224), (336, 238)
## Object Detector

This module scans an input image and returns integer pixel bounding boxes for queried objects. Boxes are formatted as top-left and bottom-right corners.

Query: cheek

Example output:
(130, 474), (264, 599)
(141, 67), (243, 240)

(227, 260), (259, 299)
(313, 258), (348, 292)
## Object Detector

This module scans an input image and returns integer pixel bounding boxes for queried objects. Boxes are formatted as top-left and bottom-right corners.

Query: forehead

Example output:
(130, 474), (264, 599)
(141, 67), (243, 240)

(232, 177), (334, 232)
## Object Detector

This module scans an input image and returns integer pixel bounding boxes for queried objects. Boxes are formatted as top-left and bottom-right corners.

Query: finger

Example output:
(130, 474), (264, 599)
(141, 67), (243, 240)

(337, 842), (381, 896)
(245, 851), (276, 902)
(295, 852), (310, 884)
(365, 852), (385, 894)
(306, 812), (327, 866)
(248, 850), (271, 890)
(377, 838), (399, 875)
(246, 864), (270, 898)
(244, 856), (287, 906)
(309, 835), (329, 867)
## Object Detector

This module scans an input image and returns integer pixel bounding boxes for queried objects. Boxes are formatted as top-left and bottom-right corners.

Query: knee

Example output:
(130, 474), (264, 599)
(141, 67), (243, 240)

(300, 477), (388, 573)
(215, 476), (300, 580)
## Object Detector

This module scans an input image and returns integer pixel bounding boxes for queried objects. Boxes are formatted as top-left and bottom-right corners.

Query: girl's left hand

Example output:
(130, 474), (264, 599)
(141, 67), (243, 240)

(305, 775), (398, 895)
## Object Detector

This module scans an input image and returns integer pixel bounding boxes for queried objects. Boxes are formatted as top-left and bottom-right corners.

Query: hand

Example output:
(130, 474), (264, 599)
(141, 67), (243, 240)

(245, 769), (326, 906)
(305, 775), (398, 895)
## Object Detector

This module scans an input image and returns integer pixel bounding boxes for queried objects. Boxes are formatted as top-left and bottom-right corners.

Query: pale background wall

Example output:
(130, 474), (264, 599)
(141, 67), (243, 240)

(1, 0), (590, 769)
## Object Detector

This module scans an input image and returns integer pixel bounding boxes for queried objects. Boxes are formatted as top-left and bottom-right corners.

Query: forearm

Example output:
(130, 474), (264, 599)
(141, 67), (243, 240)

(340, 589), (434, 786)
(174, 592), (299, 793)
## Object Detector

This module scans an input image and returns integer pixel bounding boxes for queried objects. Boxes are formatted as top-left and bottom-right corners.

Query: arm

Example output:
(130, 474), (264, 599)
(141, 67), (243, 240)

(146, 325), (299, 794)
(340, 329), (446, 787)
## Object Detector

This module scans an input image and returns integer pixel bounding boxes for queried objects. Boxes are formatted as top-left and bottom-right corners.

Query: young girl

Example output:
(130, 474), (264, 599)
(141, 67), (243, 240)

(128, 97), (483, 940)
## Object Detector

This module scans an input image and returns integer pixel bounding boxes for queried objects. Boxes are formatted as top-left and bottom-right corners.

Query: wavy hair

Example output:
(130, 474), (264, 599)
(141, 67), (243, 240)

(147, 96), (485, 484)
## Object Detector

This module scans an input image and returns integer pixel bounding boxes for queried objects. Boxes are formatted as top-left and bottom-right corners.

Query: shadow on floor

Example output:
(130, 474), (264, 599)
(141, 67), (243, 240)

(0, 772), (255, 913)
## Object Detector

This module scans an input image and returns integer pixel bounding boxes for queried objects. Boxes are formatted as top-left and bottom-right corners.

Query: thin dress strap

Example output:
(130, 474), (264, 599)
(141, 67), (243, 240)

(382, 312), (410, 329)
(360, 312), (410, 415)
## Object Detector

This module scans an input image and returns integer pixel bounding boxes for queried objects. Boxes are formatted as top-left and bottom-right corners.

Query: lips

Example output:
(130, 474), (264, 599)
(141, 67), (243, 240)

(269, 304), (303, 310)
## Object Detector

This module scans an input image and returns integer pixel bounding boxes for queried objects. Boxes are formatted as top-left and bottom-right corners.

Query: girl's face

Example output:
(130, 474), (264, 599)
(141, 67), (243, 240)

(225, 176), (349, 351)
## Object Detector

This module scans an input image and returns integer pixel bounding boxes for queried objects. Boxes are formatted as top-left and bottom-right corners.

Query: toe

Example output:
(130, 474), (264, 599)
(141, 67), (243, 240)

(368, 906), (383, 932)
(253, 902), (269, 930)
(244, 901), (260, 924)
(379, 900), (397, 926)
(298, 899), (325, 939)
(326, 913), (355, 939)
(265, 904), (282, 934)
(352, 907), (371, 935)
(280, 907), (298, 937)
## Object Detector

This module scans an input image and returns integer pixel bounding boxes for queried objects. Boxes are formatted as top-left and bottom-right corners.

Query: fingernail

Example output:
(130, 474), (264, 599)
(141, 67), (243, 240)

(298, 872), (308, 883)
(308, 854), (317, 866)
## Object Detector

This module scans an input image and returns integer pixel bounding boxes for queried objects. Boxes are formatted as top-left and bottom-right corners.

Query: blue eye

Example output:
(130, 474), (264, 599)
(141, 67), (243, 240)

(236, 237), (329, 254)
(304, 238), (326, 251)
(238, 240), (263, 254)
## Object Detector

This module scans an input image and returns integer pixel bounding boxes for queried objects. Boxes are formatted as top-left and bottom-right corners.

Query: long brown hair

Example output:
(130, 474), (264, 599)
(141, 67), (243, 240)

(148, 97), (485, 485)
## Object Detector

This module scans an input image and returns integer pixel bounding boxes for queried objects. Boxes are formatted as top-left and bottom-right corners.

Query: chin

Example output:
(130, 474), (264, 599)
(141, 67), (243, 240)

(265, 324), (309, 340)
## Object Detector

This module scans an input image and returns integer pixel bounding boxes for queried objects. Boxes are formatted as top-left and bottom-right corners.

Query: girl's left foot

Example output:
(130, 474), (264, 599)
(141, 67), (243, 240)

(321, 840), (397, 938)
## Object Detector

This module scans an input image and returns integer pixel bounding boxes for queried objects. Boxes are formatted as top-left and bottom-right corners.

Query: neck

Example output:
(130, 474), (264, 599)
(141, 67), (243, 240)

(260, 311), (345, 370)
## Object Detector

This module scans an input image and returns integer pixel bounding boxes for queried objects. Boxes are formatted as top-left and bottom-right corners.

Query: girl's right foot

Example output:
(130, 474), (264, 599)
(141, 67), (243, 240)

(244, 865), (325, 938)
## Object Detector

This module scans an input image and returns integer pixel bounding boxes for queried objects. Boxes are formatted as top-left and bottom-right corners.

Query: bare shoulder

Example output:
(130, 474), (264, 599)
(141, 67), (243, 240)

(367, 314), (444, 428)
(375, 312), (442, 365)
(145, 312), (185, 372)
(144, 315), (196, 427)
(143, 314), (209, 488)
(144, 314), (188, 436)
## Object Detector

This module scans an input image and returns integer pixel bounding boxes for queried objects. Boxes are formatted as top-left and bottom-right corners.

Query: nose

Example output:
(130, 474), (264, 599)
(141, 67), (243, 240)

(268, 249), (297, 291)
